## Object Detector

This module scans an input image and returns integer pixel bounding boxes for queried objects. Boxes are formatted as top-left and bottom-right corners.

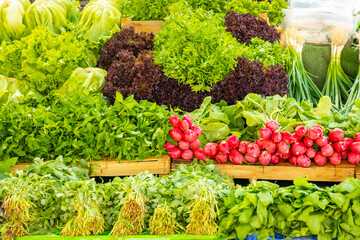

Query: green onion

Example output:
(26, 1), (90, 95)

(282, 27), (323, 104)
(322, 28), (353, 111)
(343, 32), (360, 113)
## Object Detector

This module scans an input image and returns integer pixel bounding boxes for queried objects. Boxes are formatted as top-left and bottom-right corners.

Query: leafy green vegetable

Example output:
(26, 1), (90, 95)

(54, 67), (107, 94)
(0, 0), (30, 42)
(0, 92), (173, 162)
(153, 4), (242, 92)
(0, 27), (89, 94)
(225, 0), (287, 26)
(77, 0), (121, 50)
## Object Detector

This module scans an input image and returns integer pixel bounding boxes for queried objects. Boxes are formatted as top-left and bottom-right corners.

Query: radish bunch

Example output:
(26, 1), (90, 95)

(166, 115), (360, 168)
(166, 115), (206, 161)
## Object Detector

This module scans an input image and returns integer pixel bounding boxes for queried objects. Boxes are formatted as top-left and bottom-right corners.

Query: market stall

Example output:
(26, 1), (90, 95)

(1, 0), (360, 239)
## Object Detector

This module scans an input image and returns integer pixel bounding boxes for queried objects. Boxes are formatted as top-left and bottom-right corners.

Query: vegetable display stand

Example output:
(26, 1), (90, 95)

(15, 235), (221, 240)
(121, 18), (163, 34)
(171, 159), (355, 182)
(10, 155), (171, 177)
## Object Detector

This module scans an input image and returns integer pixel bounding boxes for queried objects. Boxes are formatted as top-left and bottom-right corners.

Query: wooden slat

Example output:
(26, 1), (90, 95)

(356, 165), (360, 180)
(10, 155), (171, 177)
(121, 18), (163, 34)
(172, 160), (355, 182)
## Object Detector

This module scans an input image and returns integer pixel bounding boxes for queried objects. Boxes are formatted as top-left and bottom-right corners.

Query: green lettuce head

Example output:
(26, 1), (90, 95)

(52, 0), (80, 23)
(25, 0), (69, 34)
(0, 0), (30, 41)
(55, 67), (107, 94)
(77, 0), (121, 49)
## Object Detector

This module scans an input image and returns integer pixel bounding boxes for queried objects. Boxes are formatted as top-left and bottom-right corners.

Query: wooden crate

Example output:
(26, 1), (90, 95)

(172, 160), (356, 182)
(121, 18), (163, 35)
(356, 165), (360, 180)
(10, 155), (171, 177)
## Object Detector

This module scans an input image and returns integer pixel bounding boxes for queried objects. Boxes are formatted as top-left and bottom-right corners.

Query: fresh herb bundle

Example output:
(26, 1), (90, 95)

(149, 203), (182, 235)
(281, 28), (323, 105)
(322, 28), (353, 111)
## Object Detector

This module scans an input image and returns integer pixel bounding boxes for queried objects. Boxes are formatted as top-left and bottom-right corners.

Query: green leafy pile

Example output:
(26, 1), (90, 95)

(0, 27), (89, 94)
(218, 181), (279, 239)
(0, 92), (172, 163)
(225, 0), (287, 26)
(153, 4), (243, 92)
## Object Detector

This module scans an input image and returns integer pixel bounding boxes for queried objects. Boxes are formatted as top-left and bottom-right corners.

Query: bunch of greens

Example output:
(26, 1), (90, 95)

(218, 180), (279, 240)
(118, 0), (176, 21)
(77, 0), (121, 51)
(281, 28), (323, 105)
(225, 0), (287, 26)
(0, 0), (30, 42)
(322, 28), (353, 111)
(0, 92), (172, 163)
(178, 0), (227, 13)
(0, 27), (90, 94)
(153, 3), (242, 92)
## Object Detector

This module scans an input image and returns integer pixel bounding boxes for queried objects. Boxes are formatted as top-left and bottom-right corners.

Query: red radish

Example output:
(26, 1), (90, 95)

(272, 132), (282, 143)
(182, 149), (193, 160)
(169, 115), (180, 128)
(247, 143), (260, 157)
(209, 155), (216, 159)
(215, 152), (228, 163)
(203, 143), (218, 156)
(281, 131), (296, 145)
(348, 152), (360, 164)
(289, 156), (297, 165)
(189, 139), (201, 150)
(229, 149), (244, 165)
(179, 120), (190, 131)
(227, 135), (239, 148)
(305, 147), (316, 159)
(191, 125), (202, 137)
(321, 144), (334, 157)
(308, 126), (323, 140)
(169, 147), (182, 159)
(169, 128), (183, 141)
(350, 142), (360, 154)
(264, 139), (276, 153)
(276, 151), (292, 160)
(218, 141), (230, 154)
(329, 152), (341, 166)
(344, 138), (354, 150)
(271, 153), (280, 164)
(291, 142), (306, 156)
(341, 150), (349, 160)
(295, 125), (308, 137)
(256, 138), (266, 150)
(314, 152), (327, 166)
(303, 137), (314, 147)
(329, 128), (344, 143)
(245, 154), (258, 163)
(182, 115), (193, 127)
(315, 136), (329, 147)
(333, 141), (347, 152)
(266, 120), (279, 132)
(277, 141), (290, 154)
(178, 140), (190, 150)
(165, 142), (177, 151)
(238, 141), (250, 154)
(183, 129), (196, 143)
(260, 128), (272, 139)
(313, 125), (324, 129)
(193, 148), (206, 161)
(293, 133), (303, 142)
(258, 151), (271, 165)
(354, 133), (360, 142)
(297, 155), (311, 168)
